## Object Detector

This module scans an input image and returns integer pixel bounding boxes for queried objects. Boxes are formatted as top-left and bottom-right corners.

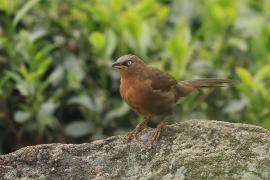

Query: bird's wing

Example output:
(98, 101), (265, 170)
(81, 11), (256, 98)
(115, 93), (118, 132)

(147, 66), (177, 92)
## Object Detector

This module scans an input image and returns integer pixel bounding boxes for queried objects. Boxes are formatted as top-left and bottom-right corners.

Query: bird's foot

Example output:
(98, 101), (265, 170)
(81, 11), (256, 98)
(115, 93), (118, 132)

(150, 122), (167, 144)
(124, 123), (145, 143)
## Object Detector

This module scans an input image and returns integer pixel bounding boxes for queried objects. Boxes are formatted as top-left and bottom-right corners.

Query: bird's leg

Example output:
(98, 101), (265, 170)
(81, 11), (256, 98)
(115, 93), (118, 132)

(150, 114), (170, 144)
(124, 117), (150, 143)
(150, 121), (167, 144)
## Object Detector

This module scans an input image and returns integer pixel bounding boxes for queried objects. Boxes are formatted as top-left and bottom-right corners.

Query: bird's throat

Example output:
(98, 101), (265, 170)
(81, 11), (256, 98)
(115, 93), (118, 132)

(119, 69), (133, 79)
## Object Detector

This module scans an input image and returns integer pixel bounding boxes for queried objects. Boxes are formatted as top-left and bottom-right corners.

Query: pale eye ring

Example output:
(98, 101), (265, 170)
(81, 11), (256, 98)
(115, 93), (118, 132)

(127, 60), (132, 66)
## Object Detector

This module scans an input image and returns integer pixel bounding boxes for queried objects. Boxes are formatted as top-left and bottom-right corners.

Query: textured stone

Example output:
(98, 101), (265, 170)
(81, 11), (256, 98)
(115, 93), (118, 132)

(0, 120), (270, 180)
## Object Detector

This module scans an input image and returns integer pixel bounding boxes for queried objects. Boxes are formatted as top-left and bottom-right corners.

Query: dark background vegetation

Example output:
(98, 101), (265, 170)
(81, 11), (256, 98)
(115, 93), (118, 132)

(0, 0), (269, 154)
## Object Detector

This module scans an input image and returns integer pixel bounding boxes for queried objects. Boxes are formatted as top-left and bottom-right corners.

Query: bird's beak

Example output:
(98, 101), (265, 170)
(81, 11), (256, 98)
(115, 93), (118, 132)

(112, 62), (127, 70)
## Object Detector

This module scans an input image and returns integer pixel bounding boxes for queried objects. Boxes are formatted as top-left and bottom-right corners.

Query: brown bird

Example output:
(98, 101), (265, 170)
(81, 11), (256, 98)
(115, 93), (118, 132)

(112, 54), (237, 143)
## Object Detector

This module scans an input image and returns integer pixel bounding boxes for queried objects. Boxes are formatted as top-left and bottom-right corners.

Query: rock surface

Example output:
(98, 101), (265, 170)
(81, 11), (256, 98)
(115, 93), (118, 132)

(0, 120), (270, 180)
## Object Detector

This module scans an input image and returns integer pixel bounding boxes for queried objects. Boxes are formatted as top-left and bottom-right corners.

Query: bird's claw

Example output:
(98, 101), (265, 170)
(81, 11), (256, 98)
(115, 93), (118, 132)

(124, 123), (145, 143)
(150, 122), (167, 144)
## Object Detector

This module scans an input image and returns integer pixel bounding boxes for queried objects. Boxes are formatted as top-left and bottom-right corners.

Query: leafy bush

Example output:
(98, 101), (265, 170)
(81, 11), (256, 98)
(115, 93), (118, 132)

(0, 0), (269, 154)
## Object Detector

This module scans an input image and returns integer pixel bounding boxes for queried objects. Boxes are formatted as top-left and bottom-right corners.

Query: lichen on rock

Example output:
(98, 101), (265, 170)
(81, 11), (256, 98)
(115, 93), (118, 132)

(0, 120), (270, 179)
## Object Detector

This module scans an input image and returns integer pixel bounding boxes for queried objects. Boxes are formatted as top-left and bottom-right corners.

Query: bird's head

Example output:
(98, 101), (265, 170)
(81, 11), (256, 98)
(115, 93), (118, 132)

(112, 54), (145, 75)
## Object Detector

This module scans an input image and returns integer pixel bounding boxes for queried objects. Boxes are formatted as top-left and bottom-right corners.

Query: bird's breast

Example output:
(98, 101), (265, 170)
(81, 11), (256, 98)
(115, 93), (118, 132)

(120, 77), (149, 114)
(119, 76), (174, 117)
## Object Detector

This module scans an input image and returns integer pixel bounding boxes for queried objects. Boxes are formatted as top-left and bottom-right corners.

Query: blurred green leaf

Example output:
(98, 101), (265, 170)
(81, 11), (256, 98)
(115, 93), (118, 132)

(104, 30), (117, 58)
(89, 31), (106, 51)
(36, 101), (59, 134)
(254, 64), (270, 82)
(236, 67), (253, 86)
(64, 55), (85, 89)
(16, 81), (32, 96)
(227, 37), (248, 52)
(47, 66), (64, 86)
(14, 111), (30, 123)
(64, 121), (92, 138)
(0, 0), (18, 13)
(139, 22), (151, 56)
(110, 0), (124, 12)
(68, 95), (95, 111)
(103, 103), (130, 125)
(13, 0), (41, 27)
(167, 19), (192, 78)
(224, 94), (249, 114)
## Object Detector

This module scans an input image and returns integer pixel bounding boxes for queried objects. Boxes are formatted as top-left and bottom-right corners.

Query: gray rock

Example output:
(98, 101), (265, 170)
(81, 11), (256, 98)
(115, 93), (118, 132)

(0, 120), (270, 180)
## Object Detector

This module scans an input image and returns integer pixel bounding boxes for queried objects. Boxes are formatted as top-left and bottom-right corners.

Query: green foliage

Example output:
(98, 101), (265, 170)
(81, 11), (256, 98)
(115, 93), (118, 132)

(0, 0), (269, 154)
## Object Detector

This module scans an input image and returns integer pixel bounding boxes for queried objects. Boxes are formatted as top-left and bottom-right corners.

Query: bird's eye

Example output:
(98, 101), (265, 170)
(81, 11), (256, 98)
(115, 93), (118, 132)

(126, 60), (132, 66)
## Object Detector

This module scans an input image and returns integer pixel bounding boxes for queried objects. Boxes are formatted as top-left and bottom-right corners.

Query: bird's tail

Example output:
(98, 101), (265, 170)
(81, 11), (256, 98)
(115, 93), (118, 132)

(177, 79), (238, 96)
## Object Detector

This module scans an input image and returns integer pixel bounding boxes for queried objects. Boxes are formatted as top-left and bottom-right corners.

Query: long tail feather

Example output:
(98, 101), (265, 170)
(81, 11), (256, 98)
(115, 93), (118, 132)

(181, 79), (239, 88)
(177, 79), (238, 96)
